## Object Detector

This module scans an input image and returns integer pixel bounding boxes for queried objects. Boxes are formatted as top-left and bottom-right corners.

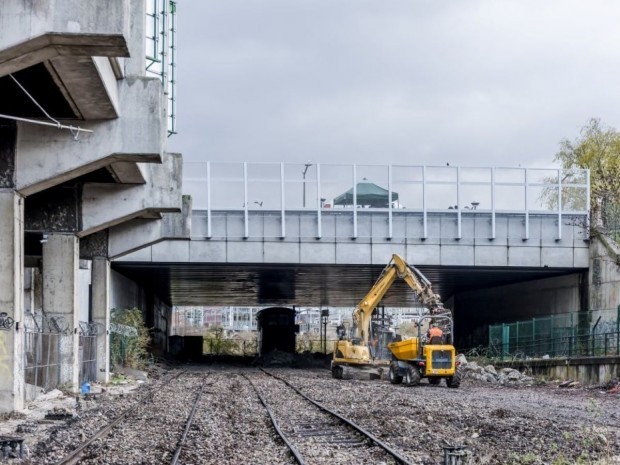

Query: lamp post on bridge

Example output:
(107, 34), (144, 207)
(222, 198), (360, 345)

(302, 162), (312, 208)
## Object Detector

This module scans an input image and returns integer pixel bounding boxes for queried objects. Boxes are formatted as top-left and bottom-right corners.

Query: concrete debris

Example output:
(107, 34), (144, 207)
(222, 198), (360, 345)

(484, 365), (497, 376)
(559, 380), (581, 388)
(35, 389), (64, 402)
(44, 407), (74, 420)
(459, 360), (534, 385)
(15, 422), (37, 433)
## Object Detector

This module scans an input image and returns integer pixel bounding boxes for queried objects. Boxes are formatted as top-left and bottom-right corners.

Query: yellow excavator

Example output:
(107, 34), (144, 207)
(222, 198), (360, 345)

(331, 254), (462, 388)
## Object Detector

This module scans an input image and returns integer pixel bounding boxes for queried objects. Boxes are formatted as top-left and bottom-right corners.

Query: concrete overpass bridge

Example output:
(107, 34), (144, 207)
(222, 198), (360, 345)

(115, 162), (592, 347)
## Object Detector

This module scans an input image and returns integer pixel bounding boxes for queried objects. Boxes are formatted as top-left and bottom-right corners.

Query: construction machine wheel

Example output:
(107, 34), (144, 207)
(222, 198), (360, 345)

(404, 366), (421, 386)
(428, 377), (441, 386)
(388, 362), (403, 384)
(446, 367), (463, 388)
(331, 365), (344, 379)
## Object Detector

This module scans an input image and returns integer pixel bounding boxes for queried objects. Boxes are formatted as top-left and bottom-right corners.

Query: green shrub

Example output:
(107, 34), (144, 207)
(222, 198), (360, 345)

(110, 307), (150, 370)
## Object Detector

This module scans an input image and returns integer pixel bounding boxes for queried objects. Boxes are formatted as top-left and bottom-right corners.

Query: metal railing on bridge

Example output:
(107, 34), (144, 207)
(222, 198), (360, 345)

(184, 162), (589, 240)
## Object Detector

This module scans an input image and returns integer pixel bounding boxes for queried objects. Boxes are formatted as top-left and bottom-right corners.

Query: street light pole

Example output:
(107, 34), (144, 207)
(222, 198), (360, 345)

(302, 162), (312, 208)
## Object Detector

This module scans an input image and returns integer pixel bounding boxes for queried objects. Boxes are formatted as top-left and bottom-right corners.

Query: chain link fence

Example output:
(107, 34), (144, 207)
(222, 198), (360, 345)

(23, 311), (64, 390)
(78, 322), (101, 384)
(24, 331), (64, 391)
(488, 307), (620, 359)
(23, 312), (100, 390)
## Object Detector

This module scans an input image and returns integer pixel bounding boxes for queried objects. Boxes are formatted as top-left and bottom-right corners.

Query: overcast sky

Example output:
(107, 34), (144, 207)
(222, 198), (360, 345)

(168, 1), (620, 168)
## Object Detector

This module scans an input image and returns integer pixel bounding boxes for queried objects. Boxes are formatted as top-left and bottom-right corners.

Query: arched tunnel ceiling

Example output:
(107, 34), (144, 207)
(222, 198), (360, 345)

(111, 262), (583, 308)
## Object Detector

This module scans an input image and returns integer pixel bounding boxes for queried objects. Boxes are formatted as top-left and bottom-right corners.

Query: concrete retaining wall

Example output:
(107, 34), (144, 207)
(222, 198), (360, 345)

(498, 356), (620, 385)
(590, 234), (620, 312)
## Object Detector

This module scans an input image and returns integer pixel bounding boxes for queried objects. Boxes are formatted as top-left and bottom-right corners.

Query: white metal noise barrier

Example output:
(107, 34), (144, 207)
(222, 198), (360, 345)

(185, 162), (590, 242)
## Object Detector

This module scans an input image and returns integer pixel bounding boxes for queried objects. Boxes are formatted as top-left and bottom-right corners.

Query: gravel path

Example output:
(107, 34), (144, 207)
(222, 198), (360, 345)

(15, 365), (620, 465)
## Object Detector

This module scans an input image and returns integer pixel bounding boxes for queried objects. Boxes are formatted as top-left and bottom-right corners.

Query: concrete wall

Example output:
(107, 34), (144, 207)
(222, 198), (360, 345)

(110, 268), (170, 355)
(500, 356), (620, 385)
(110, 269), (143, 311)
(590, 234), (620, 312)
(454, 272), (588, 347)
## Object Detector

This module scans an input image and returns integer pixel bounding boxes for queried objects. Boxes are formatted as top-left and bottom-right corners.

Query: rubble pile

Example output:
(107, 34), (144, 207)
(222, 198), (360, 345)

(254, 349), (295, 367)
(604, 378), (620, 394)
(459, 358), (535, 385)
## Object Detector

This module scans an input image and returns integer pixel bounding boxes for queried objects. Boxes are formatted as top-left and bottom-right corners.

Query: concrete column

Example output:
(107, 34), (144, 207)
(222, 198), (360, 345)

(42, 234), (79, 391)
(0, 191), (24, 412)
(92, 257), (110, 383)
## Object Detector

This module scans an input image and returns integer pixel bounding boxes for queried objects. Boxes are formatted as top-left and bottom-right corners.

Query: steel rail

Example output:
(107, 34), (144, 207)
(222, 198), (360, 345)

(260, 368), (414, 465)
(242, 374), (305, 465)
(56, 371), (186, 465)
(170, 375), (209, 465)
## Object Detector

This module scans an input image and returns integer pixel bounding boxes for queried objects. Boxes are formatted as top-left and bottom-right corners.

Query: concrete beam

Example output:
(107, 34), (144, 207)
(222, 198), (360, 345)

(16, 76), (165, 196)
(108, 195), (191, 259)
(0, 191), (24, 413)
(0, 0), (130, 77)
(80, 153), (182, 237)
(46, 55), (120, 120)
(108, 161), (146, 184)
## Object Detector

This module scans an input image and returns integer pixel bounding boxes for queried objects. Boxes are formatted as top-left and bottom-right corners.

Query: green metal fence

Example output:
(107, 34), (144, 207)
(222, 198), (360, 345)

(488, 307), (620, 359)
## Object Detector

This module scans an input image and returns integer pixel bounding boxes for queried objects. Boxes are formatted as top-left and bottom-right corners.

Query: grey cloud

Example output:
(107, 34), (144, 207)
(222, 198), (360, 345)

(169, 0), (620, 167)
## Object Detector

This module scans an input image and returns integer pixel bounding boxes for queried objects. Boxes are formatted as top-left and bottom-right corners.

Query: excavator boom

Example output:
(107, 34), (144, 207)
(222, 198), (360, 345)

(352, 254), (451, 345)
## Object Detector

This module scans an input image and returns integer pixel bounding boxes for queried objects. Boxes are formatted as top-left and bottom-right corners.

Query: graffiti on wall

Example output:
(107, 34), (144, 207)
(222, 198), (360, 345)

(0, 313), (14, 330)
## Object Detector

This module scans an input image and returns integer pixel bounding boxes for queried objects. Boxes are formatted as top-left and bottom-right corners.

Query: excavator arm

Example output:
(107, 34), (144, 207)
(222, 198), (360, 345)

(352, 254), (451, 344)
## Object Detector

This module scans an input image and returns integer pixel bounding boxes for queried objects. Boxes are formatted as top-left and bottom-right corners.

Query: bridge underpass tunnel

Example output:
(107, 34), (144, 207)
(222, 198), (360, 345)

(451, 270), (589, 349)
(111, 262), (588, 358)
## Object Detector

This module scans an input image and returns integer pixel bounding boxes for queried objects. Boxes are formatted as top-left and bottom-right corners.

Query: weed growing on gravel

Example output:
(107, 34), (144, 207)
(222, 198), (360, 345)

(109, 373), (128, 385)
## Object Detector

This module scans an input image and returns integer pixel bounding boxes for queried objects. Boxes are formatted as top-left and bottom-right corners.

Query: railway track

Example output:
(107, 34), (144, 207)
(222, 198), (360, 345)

(56, 371), (208, 465)
(246, 369), (414, 465)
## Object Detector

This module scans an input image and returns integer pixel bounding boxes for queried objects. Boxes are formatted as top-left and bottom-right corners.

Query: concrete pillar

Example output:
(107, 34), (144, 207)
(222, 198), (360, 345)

(92, 257), (110, 383)
(0, 191), (24, 412)
(42, 234), (79, 391)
